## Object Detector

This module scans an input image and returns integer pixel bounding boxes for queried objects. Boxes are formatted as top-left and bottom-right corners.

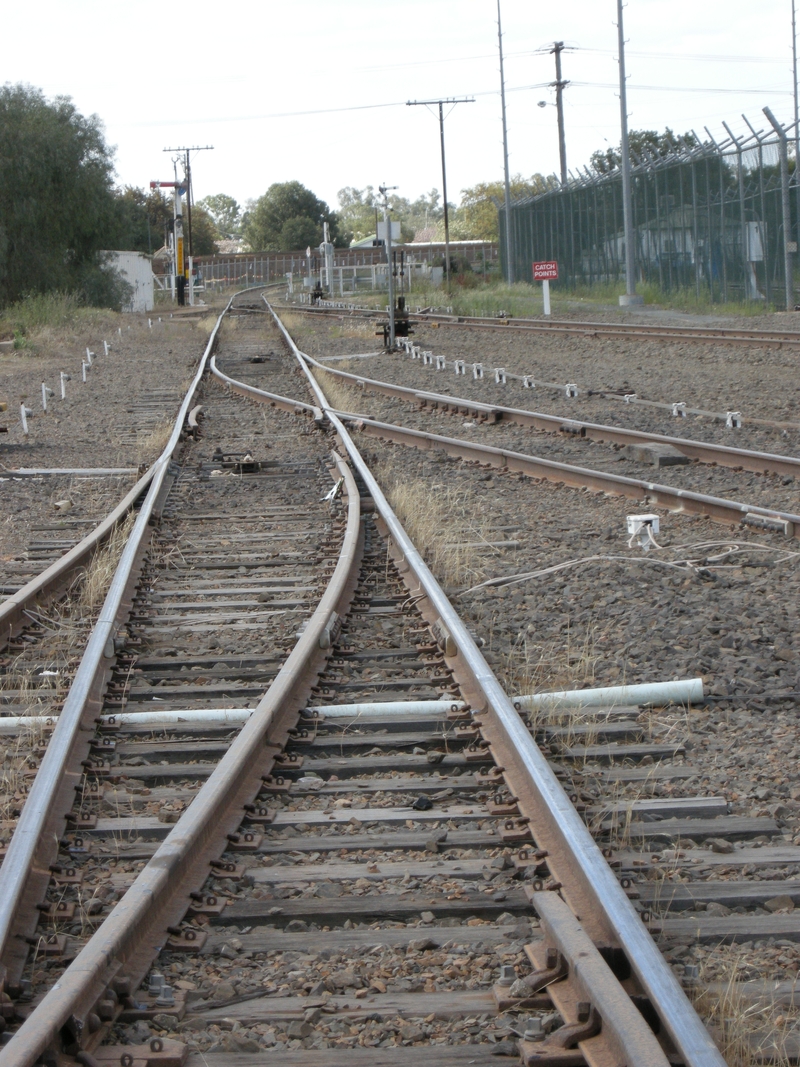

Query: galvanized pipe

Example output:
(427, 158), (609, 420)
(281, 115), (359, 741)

(517, 677), (704, 710)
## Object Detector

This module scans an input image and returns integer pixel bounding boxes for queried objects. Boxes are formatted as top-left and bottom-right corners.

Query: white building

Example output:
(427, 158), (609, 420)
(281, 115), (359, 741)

(104, 251), (154, 313)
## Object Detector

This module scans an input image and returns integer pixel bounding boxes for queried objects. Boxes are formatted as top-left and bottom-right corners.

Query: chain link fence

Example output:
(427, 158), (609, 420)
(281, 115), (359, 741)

(500, 115), (800, 307)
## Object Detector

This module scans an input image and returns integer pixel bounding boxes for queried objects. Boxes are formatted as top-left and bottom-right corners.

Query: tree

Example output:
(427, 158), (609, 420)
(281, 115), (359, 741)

(457, 175), (551, 242)
(279, 216), (322, 251)
(0, 83), (124, 307)
(112, 187), (174, 254)
(188, 205), (219, 255)
(590, 129), (698, 175)
(242, 181), (342, 251)
(197, 193), (241, 237)
(337, 186), (379, 244)
(336, 186), (443, 245)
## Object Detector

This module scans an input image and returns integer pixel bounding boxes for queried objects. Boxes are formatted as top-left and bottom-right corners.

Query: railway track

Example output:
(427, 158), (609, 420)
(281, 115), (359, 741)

(1, 290), (797, 1065)
(286, 301), (800, 434)
(267, 316), (799, 544)
(289, 300), (800, 349)
(295, 347), (800, 480)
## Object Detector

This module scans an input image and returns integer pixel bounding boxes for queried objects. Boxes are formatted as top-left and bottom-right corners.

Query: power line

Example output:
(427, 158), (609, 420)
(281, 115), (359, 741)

(407, 97), (475, 288)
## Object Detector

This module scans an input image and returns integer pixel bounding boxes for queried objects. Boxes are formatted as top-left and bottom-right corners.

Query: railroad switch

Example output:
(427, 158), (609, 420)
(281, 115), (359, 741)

(377, 296), (414, 347)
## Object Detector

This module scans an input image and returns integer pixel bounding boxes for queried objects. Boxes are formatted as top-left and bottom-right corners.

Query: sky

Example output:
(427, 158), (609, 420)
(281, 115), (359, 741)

(3, 1), (796, 214)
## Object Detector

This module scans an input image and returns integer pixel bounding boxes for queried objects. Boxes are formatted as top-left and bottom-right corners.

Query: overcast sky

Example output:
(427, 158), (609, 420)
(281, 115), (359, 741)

(4, 1), (796, 213)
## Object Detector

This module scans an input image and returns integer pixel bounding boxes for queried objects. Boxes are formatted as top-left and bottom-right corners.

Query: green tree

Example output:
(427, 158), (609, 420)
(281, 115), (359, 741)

(337, 185), (379, 244)
(278, 216), (322, 250)
(197, 193), (241, 236)
(112, 186), (174, 254)
(457, 174), (550, 241)
(336, 186), (443, 245)
(590, 129), (698, 175)
(243, 181), (342, 251)
(0, 83), (124, 307)
(187, 205), (219, 255)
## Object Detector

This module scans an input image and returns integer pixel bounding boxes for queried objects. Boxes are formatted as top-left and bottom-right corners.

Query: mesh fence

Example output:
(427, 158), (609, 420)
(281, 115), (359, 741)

(500, 122), (800, 307)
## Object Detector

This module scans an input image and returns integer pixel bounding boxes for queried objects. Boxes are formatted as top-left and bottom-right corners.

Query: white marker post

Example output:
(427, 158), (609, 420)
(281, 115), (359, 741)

(533, 260), (558, 316)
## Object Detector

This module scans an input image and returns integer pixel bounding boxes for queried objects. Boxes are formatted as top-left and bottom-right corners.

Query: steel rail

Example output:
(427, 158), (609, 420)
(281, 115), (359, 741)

(265, 299), (727, 1067)
(288, 300), (800, 347)
(282, 303), (800, 429)
(0, 298), (234, 996)
(331, 413), (800, 539)
(0, 468), (157, 650)
(0, 390), (362, 1062)
(209, 354), (323, 421)
(301, 351), (800, 479)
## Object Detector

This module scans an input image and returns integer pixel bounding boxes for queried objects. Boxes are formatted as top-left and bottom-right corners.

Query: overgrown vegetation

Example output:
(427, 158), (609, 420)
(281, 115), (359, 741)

(0, 291), (117, 348)
(0, 85), (127, 308)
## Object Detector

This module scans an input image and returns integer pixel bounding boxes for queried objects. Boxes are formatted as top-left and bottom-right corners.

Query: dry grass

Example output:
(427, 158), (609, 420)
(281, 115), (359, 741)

(499, 624), (601, 698)
(197, 314), (221, 335)
(135, 420), (174, 467)
(692, 956), (797, 1067)
(310, 367), (363, 414)
(79, 512), (136, 612)
(328, 319), (379, 341)
(277, 311), (310, 336)
(372, 466), (498, 591)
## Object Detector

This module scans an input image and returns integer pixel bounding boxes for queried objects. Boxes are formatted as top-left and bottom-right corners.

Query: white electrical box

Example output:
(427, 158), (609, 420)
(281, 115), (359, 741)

(627, 513), (660, 537)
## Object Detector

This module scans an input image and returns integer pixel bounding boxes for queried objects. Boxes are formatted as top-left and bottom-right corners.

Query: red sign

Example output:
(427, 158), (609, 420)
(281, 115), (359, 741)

(533, 261), (558, 280)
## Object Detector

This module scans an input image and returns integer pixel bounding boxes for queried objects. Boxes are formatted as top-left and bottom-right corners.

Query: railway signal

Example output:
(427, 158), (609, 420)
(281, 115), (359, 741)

(149, 179), (188, 305)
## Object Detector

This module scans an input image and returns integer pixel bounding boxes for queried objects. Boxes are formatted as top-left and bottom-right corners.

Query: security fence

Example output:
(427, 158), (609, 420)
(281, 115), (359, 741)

(499, 114), (800, 307)
(186, 241), (498, 291)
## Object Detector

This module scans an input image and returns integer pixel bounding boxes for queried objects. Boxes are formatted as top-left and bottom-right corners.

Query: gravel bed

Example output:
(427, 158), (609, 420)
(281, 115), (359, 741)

(285, 310), (800, 454)
(308, 373), (800, 517)
(1, 313), (213, 599)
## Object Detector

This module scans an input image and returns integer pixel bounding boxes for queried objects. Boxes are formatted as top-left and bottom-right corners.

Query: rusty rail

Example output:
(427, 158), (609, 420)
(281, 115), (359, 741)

(335, 412), (800, 538)
(0, 298), (235, 1001)
(0, 469), (156, 651)
(287, 300), (800, 347)
(301, 351), (800, 480)
(264, 299), (727, 1067)
(0, 440), (362, 1066)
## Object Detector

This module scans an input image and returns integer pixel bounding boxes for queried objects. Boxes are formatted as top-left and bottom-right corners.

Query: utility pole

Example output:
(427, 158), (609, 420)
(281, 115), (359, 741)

(616, 0), (641, 305)
(407, 97), (475, 291)
(551, 42), (569, 184)
(497, 0), (514, 284)
(379, 185), (398, 348)
(163, 145), (214, 306)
